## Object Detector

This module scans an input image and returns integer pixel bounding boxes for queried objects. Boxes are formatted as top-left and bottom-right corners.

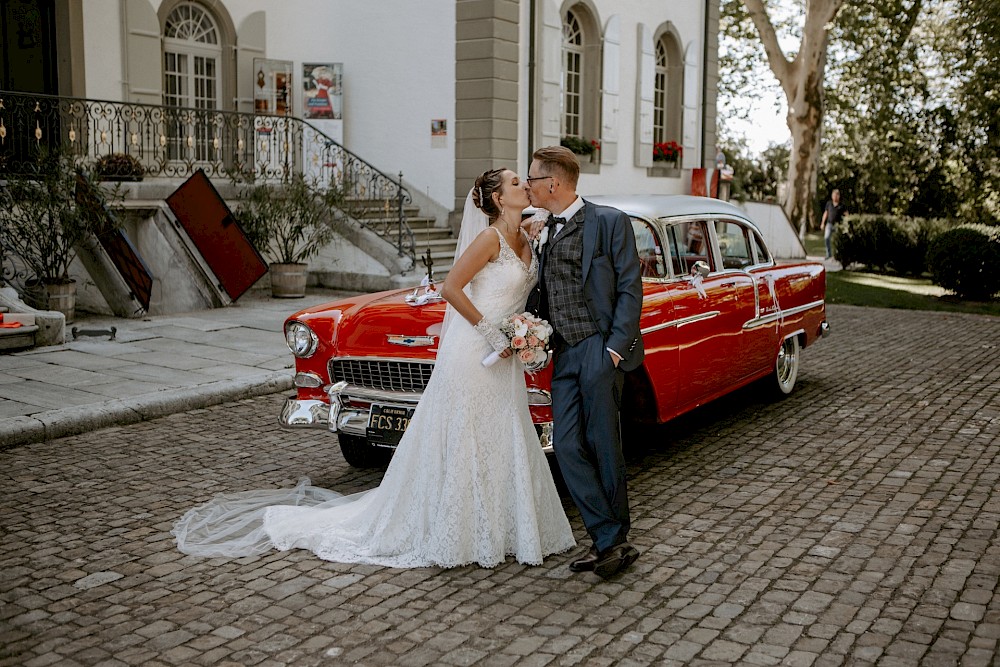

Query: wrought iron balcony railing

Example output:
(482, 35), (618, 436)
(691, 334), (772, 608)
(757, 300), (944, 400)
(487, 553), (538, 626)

(0, 90), (415, 264)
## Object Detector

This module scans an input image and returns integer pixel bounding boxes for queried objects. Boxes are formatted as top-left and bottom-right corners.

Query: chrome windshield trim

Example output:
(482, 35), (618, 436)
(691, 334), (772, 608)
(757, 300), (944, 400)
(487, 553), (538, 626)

(641, 310), (721, 335)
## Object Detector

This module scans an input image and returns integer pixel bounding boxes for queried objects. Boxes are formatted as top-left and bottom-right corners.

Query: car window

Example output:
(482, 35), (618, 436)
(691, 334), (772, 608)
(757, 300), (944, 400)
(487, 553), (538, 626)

(751, 230), (771, 265)
(631, 218), (666, 278)
(663, 220), (715, 276)
(716, 220), (753, 270)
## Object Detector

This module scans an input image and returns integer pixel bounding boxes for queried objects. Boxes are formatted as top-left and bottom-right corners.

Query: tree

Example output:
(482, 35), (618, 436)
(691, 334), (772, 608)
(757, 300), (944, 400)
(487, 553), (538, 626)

(739, 0), (846, 237)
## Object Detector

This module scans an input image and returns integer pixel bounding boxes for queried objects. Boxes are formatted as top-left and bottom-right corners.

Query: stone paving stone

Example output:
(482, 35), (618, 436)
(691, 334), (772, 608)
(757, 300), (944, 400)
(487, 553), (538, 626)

(2, 305), (999, 666)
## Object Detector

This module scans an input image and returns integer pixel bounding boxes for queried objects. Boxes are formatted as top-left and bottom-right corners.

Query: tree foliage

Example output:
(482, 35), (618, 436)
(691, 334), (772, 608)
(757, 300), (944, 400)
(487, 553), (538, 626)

(720, 0), (1000, 225)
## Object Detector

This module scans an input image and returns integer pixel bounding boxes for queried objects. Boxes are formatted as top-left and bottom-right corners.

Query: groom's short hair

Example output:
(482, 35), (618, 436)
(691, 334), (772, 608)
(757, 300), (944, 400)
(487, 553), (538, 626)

(533, 146), (580, 188)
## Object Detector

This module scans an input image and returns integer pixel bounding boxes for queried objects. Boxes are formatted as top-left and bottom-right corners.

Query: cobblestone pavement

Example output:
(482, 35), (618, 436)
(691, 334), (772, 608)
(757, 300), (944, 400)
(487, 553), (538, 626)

(2, 304), (998, 667)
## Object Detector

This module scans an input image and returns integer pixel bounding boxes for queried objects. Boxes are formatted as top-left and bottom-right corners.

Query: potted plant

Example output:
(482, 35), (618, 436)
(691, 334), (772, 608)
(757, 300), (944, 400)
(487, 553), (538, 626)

(561, 135), (601, 160)
(94, 152), (145, 181)
(0, 150), (118, 322)
(653, 141), (683, 167)
(233, 173), (337, 298)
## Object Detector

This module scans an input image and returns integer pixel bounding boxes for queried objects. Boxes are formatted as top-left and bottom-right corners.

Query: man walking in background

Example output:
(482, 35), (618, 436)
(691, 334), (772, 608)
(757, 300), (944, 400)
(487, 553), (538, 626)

(821, 188), (846, 260)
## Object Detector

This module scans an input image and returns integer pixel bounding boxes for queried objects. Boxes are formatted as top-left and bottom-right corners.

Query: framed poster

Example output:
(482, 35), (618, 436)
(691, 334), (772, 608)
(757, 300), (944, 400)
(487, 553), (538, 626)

(253, 58), (293, 116)
(303, 63), (343, 120)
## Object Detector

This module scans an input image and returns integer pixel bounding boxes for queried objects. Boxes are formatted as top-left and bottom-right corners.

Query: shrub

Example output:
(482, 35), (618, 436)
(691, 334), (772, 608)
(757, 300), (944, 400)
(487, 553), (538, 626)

(926, 225), (1000, 301)
(833, 215), (951, 276)
(93, 152), (145, 180)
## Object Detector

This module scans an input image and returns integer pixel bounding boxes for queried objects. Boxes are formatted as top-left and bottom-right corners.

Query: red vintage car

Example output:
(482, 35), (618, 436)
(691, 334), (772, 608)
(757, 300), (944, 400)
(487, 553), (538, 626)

(279, 195), (829, 467)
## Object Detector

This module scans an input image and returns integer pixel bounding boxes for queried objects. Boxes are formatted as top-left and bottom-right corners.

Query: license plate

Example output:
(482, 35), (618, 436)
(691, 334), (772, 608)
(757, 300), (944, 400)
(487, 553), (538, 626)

(367, 403), (415, 447)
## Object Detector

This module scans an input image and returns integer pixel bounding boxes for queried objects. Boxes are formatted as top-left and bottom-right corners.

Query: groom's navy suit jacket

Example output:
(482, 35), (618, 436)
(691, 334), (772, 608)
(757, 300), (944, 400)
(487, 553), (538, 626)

(527, 199), (644, 371)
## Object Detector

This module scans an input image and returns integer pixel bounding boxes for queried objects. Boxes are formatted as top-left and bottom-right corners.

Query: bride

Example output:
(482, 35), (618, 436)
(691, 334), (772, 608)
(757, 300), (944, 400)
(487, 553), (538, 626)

(172, 168), (576, 568)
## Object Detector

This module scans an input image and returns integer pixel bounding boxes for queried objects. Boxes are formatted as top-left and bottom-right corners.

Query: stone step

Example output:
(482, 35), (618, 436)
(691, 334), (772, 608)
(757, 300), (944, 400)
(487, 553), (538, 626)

(0, 320), (38, 352)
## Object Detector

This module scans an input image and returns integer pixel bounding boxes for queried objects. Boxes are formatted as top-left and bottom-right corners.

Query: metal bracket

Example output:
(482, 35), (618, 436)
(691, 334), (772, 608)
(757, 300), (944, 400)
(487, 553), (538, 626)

(71, 326), (117, 341)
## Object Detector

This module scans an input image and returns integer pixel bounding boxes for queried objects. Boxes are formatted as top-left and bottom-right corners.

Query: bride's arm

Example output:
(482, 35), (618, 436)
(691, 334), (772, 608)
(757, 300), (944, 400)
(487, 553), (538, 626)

(440, 230), (512, 358)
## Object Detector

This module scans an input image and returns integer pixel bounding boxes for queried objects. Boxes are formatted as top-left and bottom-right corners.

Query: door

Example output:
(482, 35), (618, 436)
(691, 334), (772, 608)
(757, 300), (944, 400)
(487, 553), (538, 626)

(162, 3), (222, 163)
(661, 219), (755, 407)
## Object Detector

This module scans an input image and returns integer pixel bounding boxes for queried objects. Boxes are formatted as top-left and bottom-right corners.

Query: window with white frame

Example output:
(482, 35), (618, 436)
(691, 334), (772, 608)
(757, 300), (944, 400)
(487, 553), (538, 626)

(654, 41), (668, 144)
(652, 28), (683, 162)
(562, 11), (583, 138)
(163, 2), (221, 161)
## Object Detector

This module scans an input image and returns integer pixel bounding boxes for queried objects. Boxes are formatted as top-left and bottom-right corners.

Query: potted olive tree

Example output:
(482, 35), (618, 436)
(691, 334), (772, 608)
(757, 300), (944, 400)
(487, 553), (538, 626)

(233, 173), (337, 298)
(0, 151), (115, 322)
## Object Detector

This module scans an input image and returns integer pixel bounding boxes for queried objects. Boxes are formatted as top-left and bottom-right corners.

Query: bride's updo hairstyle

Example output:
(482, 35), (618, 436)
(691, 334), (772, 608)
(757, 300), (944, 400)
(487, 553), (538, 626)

(472, 168), (505, 220)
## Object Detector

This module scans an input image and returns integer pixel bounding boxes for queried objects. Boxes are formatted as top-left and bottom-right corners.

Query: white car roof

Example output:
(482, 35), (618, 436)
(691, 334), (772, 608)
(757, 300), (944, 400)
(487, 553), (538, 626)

(584, 194), (752, 222)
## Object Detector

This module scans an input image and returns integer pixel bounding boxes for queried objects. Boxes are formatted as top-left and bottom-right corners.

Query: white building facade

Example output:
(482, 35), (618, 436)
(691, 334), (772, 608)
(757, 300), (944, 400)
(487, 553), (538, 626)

(32, 0), (718, 218)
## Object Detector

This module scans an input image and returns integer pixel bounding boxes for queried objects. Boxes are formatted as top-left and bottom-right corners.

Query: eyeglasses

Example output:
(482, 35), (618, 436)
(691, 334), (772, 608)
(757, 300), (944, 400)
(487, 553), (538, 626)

(525, 175), (553, 185)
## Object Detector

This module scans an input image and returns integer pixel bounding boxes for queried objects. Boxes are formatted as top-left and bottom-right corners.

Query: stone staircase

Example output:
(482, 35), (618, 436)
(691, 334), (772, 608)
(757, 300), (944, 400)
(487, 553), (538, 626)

(351, 203), (458, 281)
(307, 199), (460, 292)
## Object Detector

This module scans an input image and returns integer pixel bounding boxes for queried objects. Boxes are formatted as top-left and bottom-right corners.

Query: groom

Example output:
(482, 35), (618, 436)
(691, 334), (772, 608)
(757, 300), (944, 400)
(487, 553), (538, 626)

(524, 146), (644, 579)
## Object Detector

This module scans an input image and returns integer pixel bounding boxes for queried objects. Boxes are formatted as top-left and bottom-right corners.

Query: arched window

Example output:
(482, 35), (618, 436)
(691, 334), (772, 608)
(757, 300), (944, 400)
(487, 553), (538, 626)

(162, 2), (221, 160)
(560, 4), (602, 168)
(562, 11), (584, 138)
(653, 28), (683, 154)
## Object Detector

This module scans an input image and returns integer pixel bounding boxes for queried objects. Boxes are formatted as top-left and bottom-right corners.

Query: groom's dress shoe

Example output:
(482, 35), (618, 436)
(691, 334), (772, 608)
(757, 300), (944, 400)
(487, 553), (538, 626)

(569, 546), (599, 572)
(594, 542), (640, 580)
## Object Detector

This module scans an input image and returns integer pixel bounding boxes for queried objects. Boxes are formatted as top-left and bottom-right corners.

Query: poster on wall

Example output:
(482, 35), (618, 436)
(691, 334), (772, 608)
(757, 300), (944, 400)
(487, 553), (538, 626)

(302, 63), (343, 120)
(253, 58), (293, 116)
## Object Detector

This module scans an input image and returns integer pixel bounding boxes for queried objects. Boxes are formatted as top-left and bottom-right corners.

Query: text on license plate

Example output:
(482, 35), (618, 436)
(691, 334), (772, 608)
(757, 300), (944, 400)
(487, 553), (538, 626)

(367, 403), (415, 447)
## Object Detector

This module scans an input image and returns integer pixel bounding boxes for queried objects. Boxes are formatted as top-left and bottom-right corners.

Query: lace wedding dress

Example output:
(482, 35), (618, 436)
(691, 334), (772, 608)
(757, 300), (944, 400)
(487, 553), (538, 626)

(173, 228), (575, 568)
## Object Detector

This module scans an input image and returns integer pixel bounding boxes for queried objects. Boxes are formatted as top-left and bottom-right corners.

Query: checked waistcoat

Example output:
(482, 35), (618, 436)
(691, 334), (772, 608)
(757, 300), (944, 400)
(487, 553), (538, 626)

(542, 208), (599, 347)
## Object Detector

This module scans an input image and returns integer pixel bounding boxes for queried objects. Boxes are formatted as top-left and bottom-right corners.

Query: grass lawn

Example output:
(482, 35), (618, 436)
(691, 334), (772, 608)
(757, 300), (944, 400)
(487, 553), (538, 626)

(799, 233), (1000, 317)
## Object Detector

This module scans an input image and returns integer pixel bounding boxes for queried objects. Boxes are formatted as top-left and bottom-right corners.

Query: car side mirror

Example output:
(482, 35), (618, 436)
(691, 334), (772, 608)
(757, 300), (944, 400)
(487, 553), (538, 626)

(691, 260), (710, 278)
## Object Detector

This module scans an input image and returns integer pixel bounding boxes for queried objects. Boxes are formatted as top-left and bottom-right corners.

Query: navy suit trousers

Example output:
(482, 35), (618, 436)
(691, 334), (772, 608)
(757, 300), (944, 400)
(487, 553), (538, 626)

(551, 332), (630, 552)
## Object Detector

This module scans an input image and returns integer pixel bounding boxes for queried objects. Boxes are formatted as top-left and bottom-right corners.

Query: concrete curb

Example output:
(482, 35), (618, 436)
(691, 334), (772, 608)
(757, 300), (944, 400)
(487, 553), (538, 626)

(0, 371), (294, 450)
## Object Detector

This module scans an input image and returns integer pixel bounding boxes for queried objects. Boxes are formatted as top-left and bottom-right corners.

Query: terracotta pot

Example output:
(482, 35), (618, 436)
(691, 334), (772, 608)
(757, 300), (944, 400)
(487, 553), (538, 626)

(269, 263), (308, 298)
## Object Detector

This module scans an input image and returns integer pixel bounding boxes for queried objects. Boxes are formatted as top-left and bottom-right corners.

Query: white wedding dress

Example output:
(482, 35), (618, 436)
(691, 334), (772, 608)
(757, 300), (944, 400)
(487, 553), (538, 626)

(173, 228), (576, 568)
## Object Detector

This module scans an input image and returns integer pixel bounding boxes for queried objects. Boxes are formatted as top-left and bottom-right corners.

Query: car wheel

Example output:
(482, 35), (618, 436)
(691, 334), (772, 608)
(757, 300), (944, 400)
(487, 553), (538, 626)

(337, 434), (391, 468)
(774, 335), (800, 396)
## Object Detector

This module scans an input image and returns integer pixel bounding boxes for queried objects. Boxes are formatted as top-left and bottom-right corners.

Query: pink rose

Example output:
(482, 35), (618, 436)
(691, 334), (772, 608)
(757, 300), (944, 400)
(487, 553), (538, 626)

(527, 335), (539, 348)
(518, 349), (535, 362)
(511, 335), (527, 349)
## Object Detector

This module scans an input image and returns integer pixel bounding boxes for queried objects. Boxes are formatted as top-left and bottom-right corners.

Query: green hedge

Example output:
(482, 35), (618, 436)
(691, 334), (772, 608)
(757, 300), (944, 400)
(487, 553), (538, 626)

(833, 215), (950, 276)
(926, 225), (1000, 301)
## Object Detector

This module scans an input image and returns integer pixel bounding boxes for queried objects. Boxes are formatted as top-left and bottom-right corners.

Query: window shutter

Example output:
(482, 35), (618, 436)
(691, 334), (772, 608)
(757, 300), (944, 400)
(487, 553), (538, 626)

(123, 0), (162, 105)
(236, 12), (266, 114)
(634, 23), (654, 168)
(600, 15), (620, 165)
(682, 42), (700, 169)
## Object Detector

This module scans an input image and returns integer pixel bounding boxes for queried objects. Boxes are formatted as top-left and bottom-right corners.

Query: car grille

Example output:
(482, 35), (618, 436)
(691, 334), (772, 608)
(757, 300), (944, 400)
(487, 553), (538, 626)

(329, 359), (434, 393)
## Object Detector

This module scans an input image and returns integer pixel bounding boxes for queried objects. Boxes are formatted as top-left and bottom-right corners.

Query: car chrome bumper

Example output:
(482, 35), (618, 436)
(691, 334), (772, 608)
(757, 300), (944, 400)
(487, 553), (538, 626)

(278, 381), (554, 453)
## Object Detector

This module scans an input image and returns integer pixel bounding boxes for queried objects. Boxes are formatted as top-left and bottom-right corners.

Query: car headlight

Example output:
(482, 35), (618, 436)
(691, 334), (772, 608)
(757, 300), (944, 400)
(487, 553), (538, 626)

(285, 321), (319, 358)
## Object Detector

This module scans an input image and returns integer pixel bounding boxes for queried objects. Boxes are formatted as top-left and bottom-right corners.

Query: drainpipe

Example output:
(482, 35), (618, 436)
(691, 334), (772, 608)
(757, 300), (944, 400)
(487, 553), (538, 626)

(527, 0), (536, 161)
(701, 0), (710, 167)
(120, 0), (130, 100)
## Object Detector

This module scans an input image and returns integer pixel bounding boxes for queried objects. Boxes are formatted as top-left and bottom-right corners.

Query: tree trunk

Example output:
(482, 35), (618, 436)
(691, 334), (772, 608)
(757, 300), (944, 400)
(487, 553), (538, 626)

(742, 0), (844, 236)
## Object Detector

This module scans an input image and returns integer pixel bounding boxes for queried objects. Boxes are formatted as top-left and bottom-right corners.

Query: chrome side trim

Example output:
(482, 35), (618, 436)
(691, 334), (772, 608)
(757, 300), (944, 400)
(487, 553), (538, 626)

(641, 310), (721, 335)
(743, 300), (825, 330)
(781, 299), (825, 318)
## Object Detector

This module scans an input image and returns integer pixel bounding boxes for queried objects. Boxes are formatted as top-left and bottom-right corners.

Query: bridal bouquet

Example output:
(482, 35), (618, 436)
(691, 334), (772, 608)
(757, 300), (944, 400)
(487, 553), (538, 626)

(482, 311), (553, 372)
